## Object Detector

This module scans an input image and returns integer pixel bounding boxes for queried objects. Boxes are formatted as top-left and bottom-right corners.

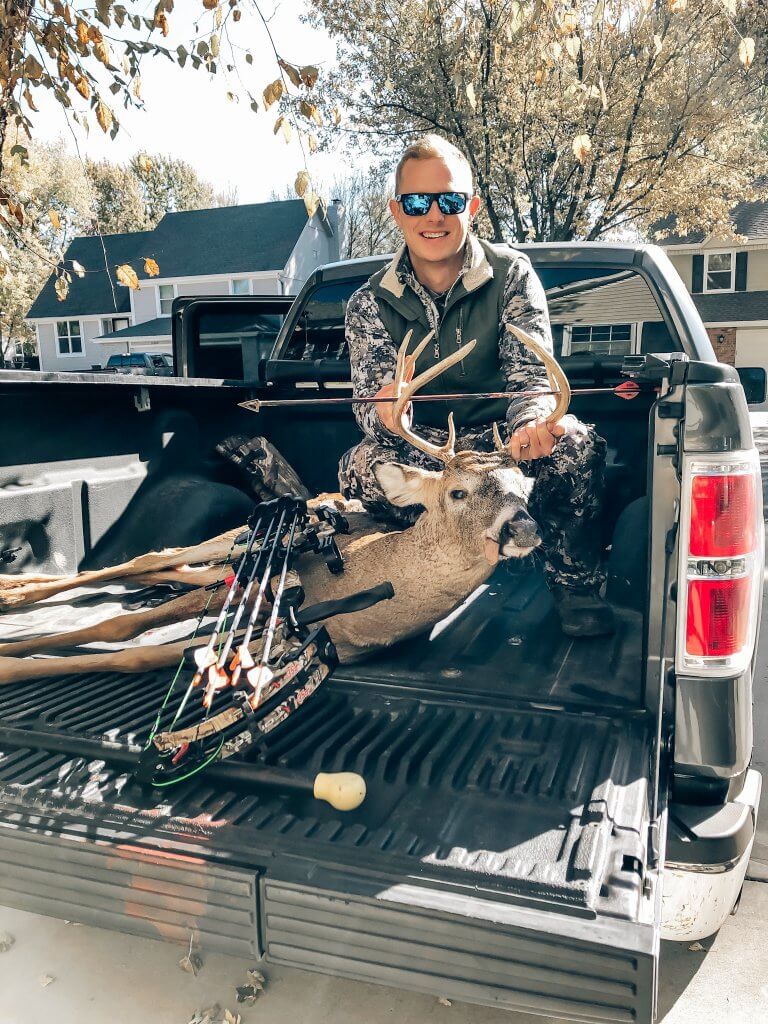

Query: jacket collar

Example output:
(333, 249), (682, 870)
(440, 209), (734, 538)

(378, 233), (493, 299)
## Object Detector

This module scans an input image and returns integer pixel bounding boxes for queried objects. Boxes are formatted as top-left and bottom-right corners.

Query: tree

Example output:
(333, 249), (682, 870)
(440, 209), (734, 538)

(130, 152), (216, 225)
(0, 139), (93, 363)
(308, 0), (768, 243)
(0, 2), (330, 298)
(86, 158), (148, 234)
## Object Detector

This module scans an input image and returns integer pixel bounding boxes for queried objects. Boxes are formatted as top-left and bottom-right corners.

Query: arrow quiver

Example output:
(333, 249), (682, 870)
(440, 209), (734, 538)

(135, 495), (393, 789)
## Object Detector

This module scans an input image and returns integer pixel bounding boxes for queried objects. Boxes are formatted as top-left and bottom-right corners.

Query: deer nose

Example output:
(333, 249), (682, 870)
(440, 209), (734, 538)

(500, 510), (541, 549)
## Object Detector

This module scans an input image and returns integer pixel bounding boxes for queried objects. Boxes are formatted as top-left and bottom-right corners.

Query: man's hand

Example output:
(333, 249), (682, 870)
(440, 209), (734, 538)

(374, 351), (418, 433)
(508, 417), (567, 461)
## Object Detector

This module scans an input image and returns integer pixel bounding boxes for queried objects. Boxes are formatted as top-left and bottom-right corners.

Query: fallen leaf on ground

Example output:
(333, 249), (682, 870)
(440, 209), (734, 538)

(40, 974), (55, 987)
(179, 952), (203, 975)
(0, 932), (14, 952)
(223, 1011), (241, 1024)
(187, 1005), (220, 1024)
(688, 941), (705, 951)
(438, 996), (453, 1006)
(246, 968), (265, 988)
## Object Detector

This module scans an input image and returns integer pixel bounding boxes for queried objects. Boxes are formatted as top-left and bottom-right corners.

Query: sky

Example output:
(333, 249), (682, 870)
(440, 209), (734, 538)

(29, 0), (368, 203)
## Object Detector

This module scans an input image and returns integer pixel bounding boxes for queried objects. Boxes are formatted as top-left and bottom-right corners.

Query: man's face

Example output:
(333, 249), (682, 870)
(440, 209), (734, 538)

(389, 157), (482, 267)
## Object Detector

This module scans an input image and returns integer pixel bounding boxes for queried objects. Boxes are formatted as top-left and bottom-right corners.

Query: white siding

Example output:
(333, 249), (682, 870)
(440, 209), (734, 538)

(132, 284), (157, 322)
(668, 254), (692, 292)
(36, 319), (124, 371)
(736, 326), (768, 411)
(282, 214), (341, 294)
(747, 250), (768, 291)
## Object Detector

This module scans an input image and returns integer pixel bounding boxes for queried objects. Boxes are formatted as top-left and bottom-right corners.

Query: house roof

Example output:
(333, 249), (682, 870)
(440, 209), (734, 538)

(654, 194), (768, 245)
(693, 290), (768, 323)
(26, 230), (154, 319)
(97, 316), (171, 341)
(27, 200), (311, 320)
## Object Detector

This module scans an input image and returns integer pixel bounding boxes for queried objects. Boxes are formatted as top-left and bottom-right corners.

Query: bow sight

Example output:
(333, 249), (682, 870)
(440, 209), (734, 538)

(135, 495), (393, 791)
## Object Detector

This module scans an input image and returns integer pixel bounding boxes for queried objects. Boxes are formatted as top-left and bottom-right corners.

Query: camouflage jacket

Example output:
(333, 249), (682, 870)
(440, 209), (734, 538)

(345, 234), (557, 444)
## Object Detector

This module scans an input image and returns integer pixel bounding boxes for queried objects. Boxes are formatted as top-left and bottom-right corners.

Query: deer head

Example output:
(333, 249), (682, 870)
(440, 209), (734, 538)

(374, 326), (571, 567)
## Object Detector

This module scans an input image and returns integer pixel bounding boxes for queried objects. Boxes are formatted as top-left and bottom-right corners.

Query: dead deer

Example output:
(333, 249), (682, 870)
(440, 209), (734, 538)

(0, 325), (570, 678)
(297, 325), (571, 661)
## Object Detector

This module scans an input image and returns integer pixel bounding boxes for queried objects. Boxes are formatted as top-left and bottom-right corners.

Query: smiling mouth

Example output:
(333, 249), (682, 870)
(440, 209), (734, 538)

(420, 231), (449, 239)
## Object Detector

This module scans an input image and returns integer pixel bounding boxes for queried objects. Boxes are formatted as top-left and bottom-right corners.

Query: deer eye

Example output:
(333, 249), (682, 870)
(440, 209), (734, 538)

(450, 489), (467, 500)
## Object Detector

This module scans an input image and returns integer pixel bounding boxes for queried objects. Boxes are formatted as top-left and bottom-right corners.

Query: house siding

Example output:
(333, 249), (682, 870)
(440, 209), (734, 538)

(37, 319), (125, 372)
(282, 215), (341, 293)
(747, 250), (768, 291)
(668, 254), (691, 291)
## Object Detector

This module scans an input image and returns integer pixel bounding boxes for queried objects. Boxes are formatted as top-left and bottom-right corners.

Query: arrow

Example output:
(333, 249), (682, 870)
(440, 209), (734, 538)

(239, 381), (645, 412)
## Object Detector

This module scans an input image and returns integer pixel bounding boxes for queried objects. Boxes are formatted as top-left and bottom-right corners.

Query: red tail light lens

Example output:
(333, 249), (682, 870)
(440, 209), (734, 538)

(685, 577), (751, 657)
(690, 473), (755, 557)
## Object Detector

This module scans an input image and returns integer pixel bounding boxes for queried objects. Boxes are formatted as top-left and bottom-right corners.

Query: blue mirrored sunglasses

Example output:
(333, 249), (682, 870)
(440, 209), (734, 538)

(395, 192), (470, 216)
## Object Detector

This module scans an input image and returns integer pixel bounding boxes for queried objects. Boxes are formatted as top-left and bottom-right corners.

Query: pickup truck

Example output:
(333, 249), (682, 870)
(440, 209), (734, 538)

(0, 243), (764, 1024)
(102, 351), (174, 376)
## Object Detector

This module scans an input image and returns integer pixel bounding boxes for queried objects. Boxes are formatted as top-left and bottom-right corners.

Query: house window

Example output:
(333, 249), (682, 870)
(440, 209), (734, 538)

(704, 252), (734, 292)
(158, 284), (176, 315)
(100, 317), (130, 335)
(564, 323), (634, 356)
(231, 278), (250, 296)
(56, 320), (82, 355)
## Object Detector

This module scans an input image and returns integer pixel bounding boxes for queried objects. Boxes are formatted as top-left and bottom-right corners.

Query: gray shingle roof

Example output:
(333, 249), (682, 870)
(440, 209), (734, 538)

(97, 316), (171, 340)
(654, 192), (768, 245)
(693, 290), (768, 323)
(26, 230), (154, 319)
(27, 200), (309, 320)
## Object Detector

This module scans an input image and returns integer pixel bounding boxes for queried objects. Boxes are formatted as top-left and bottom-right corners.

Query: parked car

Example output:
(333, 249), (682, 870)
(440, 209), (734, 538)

(0, 242), (764, 1024)
(103, 352), (174, 376)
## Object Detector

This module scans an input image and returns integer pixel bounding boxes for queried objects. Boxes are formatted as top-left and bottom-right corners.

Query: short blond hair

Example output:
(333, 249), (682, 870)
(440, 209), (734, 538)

(394, 134), (473, 194)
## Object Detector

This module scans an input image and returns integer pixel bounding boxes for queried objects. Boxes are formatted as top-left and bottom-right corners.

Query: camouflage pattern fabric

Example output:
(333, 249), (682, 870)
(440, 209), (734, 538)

(342, 239), (607, 592)
(216, 435), (310, 501)
(347, 241), (557, 445)
(339, 419), (607, 591)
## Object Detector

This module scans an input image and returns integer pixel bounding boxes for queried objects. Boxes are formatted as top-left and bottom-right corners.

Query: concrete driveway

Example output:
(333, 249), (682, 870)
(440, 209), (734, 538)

(1, 881), (767, 1024)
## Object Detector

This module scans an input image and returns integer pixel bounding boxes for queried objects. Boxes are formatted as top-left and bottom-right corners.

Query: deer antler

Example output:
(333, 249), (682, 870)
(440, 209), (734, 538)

(390, 329), (478, 464)
(506, 324), (571, 423)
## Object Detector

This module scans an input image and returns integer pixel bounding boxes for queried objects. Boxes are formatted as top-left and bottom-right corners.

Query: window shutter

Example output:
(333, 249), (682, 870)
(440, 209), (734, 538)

(735, 251), (748, 291)
(692, 254), (704, 293)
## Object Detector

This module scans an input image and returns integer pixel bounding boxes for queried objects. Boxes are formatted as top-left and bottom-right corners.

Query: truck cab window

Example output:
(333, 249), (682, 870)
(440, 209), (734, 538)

(282, 279), (367, 361)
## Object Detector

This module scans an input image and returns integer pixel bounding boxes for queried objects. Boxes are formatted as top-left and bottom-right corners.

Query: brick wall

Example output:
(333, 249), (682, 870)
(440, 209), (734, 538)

(707, 327), (737, 366)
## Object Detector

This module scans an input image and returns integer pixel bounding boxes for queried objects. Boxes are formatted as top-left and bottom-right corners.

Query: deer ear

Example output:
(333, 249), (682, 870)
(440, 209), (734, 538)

(374, 462), (441, 508)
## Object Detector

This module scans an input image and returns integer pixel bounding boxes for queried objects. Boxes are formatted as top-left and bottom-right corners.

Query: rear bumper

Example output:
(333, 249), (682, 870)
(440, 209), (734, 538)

(661, 767), (761, 941)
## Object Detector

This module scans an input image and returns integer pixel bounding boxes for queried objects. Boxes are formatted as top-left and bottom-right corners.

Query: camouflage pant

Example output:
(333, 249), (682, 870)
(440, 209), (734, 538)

(338, 419), (607, 591)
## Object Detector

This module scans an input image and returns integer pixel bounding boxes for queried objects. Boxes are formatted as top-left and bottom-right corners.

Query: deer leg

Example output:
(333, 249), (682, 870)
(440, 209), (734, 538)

(0, 526), (247, 611)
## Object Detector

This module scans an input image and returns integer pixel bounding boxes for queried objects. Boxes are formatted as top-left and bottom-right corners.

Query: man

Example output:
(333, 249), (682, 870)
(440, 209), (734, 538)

(339, 134), (613, 637)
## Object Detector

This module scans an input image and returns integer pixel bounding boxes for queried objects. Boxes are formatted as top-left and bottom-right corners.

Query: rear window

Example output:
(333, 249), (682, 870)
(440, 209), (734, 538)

(281, 279), (368, 361)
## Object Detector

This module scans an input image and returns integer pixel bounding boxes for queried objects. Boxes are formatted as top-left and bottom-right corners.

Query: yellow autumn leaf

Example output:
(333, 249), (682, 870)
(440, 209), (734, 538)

(210, 33), (220, 58)
(116, 264), (140, 289)
(137, 153), (152, 173)
(279, 60), (302, 88)
(739, 37), (755, 69)
(72, 260), (86, 278)
(48, 208), (61, 231)
(55, 276), (69, 302)
(23, 87), (38, 112)
(203, 0), (219, 8)
(299, 99), (322, 126)
(94, 39), (111, 66)
(668, 0), (687, 10)
(87, 25), (102, 43)
(653, 34), (663, 56)
(132, 75), (142, 100)
(331, 107), (341, 126)
(76, 17), (89, 46)
(465, 82), (477, 110)
(154, 11), (169, 36)
(233, 8), (241, 21)
(534, 67), (545, 86)
(273, 115), (292, 143)
(308, 133), (318, 154)
(263, 79), (283, 110)
(144, 257), (160, 277)
(572, 133), (592, 164)
(95, 100), (113, 133)
(560, 11), (578, 34)
(75, 74), (91, 100)
(299, 65), (319, 88)
(304, 192), (320, 218)
(565, 35), (580, 60)
(215, 5), (222, 27)
(295, 170), (311, 197)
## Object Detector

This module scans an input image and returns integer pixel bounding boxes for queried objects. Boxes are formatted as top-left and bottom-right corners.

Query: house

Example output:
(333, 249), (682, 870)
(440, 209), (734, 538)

(26, 199), (344, 372)
(656, 197), (768, 376)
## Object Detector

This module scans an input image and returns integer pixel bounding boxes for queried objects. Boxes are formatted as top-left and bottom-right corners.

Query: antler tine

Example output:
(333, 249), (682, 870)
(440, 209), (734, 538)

(506, 324), (571, 422)
(390, 337), (477, 464)
(492, 421), (506, 452)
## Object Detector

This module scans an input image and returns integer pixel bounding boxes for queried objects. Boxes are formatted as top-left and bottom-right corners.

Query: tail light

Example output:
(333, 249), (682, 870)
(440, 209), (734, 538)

(677, 452), (764, 676)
